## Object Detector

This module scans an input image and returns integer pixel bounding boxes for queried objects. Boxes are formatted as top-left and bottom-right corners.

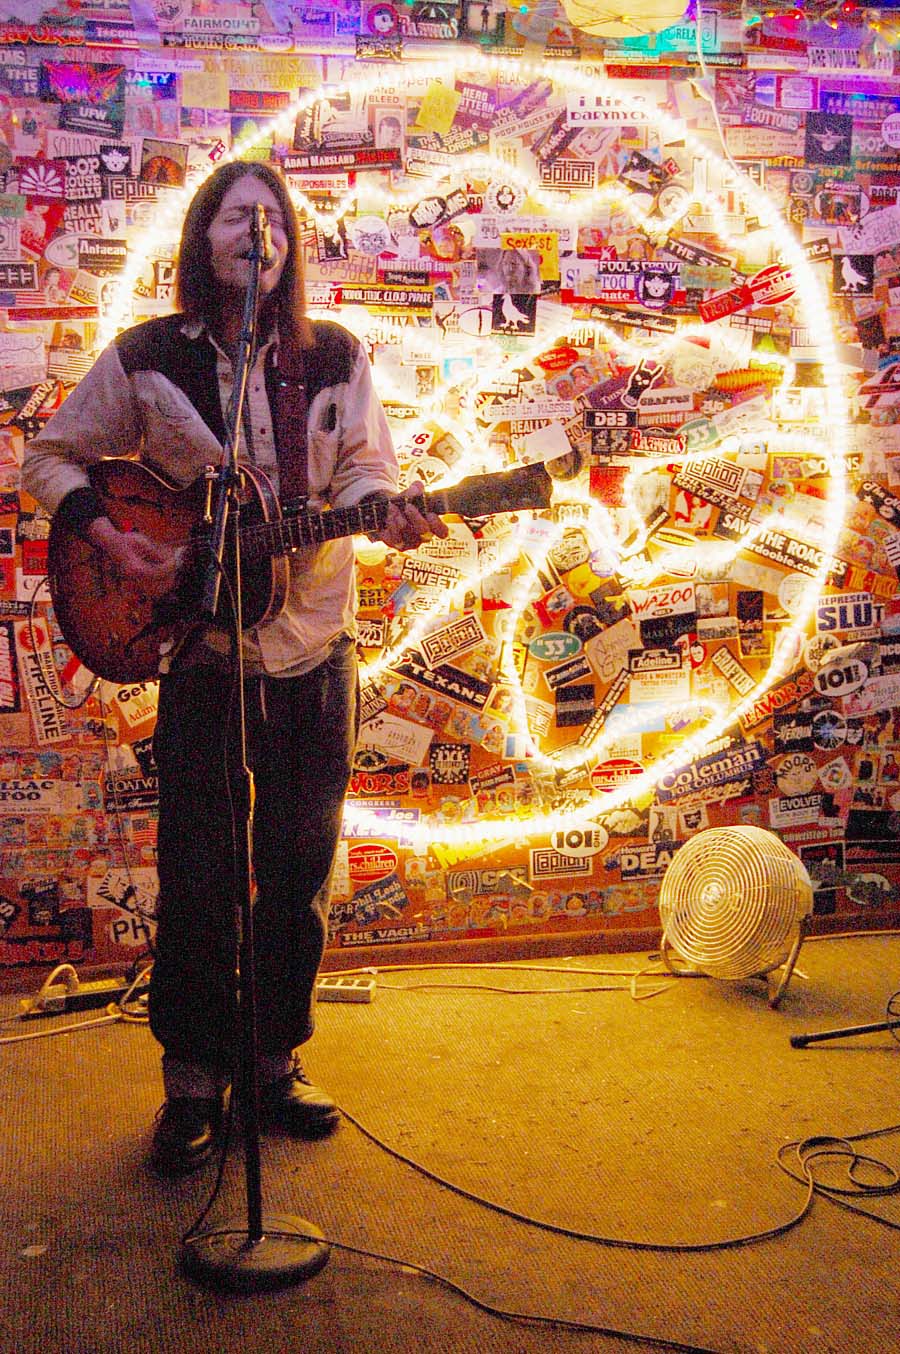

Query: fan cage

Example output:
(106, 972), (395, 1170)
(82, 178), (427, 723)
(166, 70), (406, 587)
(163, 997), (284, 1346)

(658, 826), (813, 980)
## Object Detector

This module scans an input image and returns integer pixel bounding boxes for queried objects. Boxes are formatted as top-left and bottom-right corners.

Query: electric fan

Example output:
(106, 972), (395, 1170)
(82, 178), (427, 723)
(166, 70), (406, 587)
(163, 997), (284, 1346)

(658, 826), (814, 1008)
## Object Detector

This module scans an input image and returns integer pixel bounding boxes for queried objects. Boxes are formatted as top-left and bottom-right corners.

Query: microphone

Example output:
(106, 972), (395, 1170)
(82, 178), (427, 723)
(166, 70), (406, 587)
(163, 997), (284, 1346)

(250, 202), (276, 269)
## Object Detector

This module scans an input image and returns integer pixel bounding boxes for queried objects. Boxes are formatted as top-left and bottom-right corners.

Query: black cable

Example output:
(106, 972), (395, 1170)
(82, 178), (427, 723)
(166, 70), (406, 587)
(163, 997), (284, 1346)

(179, 1093), (238, 1246)
(338, 1104), (818, 1253)
(190, 1223), (726, 1353)
(776, 1127), (900, 1231)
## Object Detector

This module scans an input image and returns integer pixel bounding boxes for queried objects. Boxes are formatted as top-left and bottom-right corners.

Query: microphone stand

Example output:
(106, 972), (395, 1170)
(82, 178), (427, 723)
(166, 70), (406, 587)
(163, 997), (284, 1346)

(179, 209), (329, 1293)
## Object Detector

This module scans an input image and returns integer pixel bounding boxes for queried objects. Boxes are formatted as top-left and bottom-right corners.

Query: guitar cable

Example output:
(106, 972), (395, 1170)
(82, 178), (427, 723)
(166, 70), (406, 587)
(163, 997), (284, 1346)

(27, 574), (99, 710)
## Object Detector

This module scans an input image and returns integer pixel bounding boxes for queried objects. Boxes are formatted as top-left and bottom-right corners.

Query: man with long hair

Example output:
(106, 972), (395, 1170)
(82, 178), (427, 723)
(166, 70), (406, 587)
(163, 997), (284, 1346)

(23, 160), (446, 1175)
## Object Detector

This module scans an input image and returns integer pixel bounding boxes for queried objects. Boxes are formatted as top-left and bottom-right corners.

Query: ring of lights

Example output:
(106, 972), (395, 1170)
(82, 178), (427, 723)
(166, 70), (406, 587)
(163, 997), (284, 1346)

(98, 52), (849, 852)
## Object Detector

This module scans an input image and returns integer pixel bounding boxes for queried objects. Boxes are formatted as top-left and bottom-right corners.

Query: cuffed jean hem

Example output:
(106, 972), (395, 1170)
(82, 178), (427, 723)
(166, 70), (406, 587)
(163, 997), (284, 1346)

(162, 1049), (296, 1100)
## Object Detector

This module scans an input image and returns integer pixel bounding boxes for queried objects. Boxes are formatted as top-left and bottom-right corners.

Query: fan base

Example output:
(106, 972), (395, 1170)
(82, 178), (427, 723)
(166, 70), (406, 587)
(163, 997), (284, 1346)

(660, 918), (808, 1009)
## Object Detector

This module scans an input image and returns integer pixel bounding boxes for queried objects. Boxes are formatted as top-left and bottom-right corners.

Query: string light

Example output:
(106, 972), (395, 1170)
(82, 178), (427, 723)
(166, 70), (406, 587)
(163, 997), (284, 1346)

(740, 0), (897, 40)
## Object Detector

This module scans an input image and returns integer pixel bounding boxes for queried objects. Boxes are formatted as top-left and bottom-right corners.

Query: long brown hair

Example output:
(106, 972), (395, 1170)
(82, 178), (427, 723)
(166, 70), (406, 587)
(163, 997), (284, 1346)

(175, 160), (312, 347)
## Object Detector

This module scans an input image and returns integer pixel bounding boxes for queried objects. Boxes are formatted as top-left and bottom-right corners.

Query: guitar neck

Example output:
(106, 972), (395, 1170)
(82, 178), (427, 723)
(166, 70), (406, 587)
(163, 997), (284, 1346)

(237, 461), (551, 563)
(239, 489), (453, 561)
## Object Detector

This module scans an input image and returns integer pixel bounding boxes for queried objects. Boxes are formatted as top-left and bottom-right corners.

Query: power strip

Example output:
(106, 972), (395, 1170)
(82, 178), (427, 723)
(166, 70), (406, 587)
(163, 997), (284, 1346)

(316, 974), (375, 1004)
(20, 972), (364, 1016)
(19, 977), (134, 1018)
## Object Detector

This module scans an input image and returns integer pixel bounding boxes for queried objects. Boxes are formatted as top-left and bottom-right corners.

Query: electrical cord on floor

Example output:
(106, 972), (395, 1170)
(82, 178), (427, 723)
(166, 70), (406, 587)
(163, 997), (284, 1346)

(310, 957), (900, 1253)
(375, 966), (672, 1000)
(777, 1126), (900, 1232)
(0, 1011), (120, 1044)
(377, 979), (659, 995)
(337, 1101), (822, 1253)
(325, 959), (674, 1002)
(185, 1221), (725, 1354)
(179, 959), (670, 1263)
(180, 1017), (900, 1354)
(8, 947), (899, 1350)
(238, 1111), (895, 1352)
(0, 962), (151, 1044)
(181, 1086), (239, 1245)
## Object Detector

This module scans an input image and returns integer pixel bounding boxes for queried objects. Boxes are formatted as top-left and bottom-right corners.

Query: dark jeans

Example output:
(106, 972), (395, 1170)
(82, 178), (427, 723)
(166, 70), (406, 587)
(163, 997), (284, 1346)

(148, 637), (358, 1081)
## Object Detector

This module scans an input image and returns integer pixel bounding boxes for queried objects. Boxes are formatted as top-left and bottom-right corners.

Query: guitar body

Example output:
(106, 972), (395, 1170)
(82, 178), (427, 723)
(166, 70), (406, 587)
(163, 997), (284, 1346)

(47, 454), (553, 684)
(48, 459), (286, 683)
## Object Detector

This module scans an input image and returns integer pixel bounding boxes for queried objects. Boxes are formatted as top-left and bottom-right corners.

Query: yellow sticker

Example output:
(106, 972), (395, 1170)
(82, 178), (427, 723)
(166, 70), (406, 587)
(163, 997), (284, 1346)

(180, 68), (230, 111)
(414, 82), (461, 136)
(500, 229), (560, 281)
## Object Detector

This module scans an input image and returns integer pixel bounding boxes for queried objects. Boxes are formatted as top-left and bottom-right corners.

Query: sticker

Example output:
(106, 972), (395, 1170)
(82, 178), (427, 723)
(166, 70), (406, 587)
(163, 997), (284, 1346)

(527, 628), (581, 660)
(555, 683), (596, 726)
(804, 111), (853, 166)
(882, 113), (900, 148)
(816, 593), (885, 634)
(544, 654), (592, 690)
(484, 180), (526, 215)
(655, 743), (766, 802)
(629, 581), (696, 621)
(491, 291), (537, 335)
(563, 605), (605, 643)
(813, 656), (868, 697)
(590, 757), (644, 791)
(736, 666), (812, 731)
(400, 556), (460, 589)
(818, 749), (852, 785)
(711, 646), (755, 694)
(347, 215), (393, 255)
(774, 752), (819, 795)
(419, 614), (486, 668)
(427, 741), (470, 785)
(13, 618), (64, 745)
(365, 2), (399, 35)
(769, 793), (822, 829)
(832, 254), (874, 297)
(636, 268), (677, 309)
(392, 651), (494, 711)
(618, 843), (678, 880)
(348, 842), (399, 883)
(358, 710), (434, 764)
(529, 848), (591, 880)
(549, 826), (608, 857)
(102, 773), (158, 811)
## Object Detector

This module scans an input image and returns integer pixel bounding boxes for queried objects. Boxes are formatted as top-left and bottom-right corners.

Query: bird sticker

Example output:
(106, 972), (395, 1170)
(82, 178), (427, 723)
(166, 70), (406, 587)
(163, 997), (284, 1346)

(810, 128), (845, 154)
(833, 254), (874, 296)
(804, 113), (852, 166)
(492, 292), (537, 334)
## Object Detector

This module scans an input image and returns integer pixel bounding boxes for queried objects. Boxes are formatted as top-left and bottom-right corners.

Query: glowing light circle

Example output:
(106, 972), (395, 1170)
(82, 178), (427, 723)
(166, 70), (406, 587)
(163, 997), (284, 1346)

(100, 54), (849, 850)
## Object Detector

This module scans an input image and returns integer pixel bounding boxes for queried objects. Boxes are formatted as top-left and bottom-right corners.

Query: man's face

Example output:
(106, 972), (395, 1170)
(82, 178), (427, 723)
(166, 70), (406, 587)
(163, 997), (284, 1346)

(206, 175), (289, 295)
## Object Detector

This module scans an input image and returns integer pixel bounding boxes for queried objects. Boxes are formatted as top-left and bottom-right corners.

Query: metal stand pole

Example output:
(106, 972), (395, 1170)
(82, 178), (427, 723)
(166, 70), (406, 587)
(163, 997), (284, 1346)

(791, 1017), (900, 1049)
(179, 207), (328, 1291)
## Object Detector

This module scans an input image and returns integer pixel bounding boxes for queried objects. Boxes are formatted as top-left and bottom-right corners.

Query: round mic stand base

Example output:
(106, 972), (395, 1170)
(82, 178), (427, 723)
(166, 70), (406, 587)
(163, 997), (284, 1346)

(179, 1214), (329, 1293)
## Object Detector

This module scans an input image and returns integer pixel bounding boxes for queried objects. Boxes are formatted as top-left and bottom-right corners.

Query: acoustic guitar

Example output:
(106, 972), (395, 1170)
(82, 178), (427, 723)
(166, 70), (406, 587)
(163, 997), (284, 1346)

(47, 457), (553, 683)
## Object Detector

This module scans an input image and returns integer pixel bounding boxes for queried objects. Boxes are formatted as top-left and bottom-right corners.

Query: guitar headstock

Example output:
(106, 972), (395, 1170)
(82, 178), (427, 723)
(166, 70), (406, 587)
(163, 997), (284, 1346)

(443, 461), (553, 519)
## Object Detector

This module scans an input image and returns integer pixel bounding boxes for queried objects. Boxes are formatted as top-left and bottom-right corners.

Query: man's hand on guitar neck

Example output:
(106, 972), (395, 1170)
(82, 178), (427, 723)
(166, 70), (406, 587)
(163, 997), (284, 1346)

(87, 516), (183, 599)
(376, 480), (449, 553)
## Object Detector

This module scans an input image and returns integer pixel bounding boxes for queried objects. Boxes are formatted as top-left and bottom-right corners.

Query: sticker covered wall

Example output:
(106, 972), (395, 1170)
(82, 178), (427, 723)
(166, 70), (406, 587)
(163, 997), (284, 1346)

(1, 2), (899, 972)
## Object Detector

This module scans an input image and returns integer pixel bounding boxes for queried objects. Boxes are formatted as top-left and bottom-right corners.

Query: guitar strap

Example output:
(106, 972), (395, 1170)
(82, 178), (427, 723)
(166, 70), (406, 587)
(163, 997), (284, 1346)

(271, 338), (309, 510)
